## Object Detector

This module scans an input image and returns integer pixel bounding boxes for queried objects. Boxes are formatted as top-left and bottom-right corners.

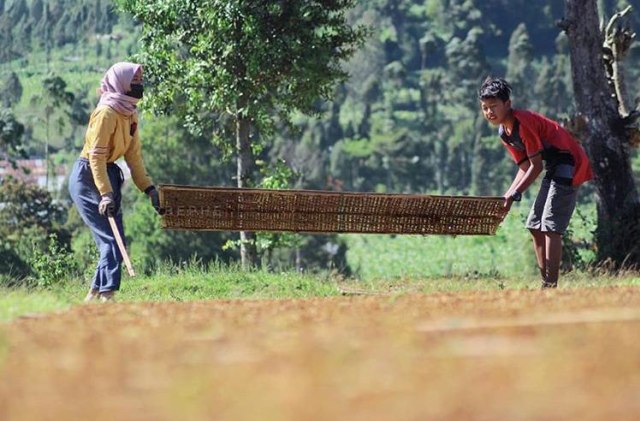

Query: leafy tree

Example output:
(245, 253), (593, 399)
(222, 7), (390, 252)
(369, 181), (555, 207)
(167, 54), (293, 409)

(30, 0), (44, 23)
(66, 90), (91, 149)
(5, 0), (28, 22)
(0, 108), (27, 163)
(0, 5), (14, 61)
(444, 27), (490, 109)
(0, 177), (71, 281)
(0, 0), (122, 65)
(117, 0), (367, 268)
(506, 23), (534, 108)
(1, 71), (23, 108)
(29, 74), (74, 189)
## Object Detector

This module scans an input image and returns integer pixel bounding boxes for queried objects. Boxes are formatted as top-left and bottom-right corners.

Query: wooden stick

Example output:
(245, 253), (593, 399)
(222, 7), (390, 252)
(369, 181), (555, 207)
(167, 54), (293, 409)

(108, 215), (135, 277)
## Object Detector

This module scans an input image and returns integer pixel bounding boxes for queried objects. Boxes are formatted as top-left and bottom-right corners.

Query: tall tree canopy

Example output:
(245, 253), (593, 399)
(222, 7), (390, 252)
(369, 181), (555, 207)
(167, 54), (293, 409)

(0, 108), (26, 163)
(117, 0), (367, 268)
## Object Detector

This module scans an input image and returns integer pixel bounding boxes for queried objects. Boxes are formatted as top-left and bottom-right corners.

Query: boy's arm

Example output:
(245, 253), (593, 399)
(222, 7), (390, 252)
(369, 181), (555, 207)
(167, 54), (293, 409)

(505, 160), (530, 197)
(513, 153), (543, 194)
(503, 154), (543, 210)
(503, 113), (544, 199)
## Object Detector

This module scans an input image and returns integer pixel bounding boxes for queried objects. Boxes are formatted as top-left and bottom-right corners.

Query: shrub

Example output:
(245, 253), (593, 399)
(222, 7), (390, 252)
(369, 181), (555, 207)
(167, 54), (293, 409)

(27, 233), (78, 288)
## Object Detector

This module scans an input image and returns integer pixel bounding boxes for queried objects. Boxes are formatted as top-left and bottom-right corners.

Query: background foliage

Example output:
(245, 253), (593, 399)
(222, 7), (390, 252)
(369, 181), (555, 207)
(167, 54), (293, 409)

(1, 0), (638, 284)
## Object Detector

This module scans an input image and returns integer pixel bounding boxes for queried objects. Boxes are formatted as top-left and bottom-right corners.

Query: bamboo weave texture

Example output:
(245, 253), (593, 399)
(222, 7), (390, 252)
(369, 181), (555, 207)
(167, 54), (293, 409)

(158, 184), (507, 235)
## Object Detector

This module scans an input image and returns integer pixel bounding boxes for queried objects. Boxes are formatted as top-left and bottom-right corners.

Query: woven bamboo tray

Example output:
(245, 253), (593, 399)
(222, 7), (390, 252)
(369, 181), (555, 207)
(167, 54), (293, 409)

(158, 184), (507, 235)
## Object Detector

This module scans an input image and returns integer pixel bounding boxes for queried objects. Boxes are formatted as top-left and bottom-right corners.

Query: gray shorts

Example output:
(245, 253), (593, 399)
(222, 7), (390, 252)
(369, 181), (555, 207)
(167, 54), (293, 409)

(525, 178), (578, 234)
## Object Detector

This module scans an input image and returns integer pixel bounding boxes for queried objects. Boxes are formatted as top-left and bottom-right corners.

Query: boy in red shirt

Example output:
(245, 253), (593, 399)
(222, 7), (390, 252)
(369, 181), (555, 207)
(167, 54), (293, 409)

(478, 77), (593, 288)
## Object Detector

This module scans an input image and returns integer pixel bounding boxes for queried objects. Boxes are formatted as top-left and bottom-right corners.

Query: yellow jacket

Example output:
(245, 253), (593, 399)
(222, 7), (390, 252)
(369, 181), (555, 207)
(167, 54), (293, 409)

(80, 105), (153, 195)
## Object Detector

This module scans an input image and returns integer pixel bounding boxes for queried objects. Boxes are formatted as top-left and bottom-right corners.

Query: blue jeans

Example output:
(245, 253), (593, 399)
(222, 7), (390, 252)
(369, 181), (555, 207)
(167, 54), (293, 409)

(68, 159), (125, 292)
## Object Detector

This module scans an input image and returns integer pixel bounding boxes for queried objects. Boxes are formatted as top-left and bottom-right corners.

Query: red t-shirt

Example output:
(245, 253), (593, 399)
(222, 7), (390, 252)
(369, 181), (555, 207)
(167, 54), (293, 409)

(500, 109), (593, 186)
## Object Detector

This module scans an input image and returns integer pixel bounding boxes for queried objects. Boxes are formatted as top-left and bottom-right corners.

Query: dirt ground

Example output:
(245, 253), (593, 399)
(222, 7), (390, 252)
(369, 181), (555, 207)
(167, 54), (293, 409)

(1, 286), (640, 421)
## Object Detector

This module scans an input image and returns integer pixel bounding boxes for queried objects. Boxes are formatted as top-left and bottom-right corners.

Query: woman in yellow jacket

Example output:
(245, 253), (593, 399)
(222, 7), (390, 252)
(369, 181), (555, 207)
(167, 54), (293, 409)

(69, 62), (159, 302)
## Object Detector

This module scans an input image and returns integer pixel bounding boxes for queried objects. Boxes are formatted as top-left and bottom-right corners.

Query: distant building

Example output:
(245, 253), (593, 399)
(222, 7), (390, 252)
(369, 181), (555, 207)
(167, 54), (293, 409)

(0, 159), (134, 192)
(0, 159), (68, 192)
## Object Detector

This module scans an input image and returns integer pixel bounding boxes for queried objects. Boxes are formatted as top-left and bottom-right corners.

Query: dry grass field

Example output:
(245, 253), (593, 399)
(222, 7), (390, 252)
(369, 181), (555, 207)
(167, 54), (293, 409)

(2, 286), (640, 420)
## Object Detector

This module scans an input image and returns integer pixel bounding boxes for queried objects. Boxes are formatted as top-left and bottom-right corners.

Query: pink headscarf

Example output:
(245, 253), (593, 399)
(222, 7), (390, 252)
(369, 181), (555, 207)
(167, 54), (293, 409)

(97, 62), (142, 116)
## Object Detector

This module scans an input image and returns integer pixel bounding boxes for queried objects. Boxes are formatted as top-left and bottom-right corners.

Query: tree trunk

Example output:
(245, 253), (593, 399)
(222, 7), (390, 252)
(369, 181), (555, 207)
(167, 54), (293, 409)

(611, 58), (628, 116)
(563, 0), (640, 267)
(45, 111), (50, 190)
(604, 6), (635, 117)
(236, 114), (258, 269)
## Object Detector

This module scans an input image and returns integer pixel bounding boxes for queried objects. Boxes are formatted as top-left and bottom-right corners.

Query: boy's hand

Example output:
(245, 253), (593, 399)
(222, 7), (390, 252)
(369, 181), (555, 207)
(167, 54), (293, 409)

(502, 190), (520, 212)
(502, 194), (514, 212)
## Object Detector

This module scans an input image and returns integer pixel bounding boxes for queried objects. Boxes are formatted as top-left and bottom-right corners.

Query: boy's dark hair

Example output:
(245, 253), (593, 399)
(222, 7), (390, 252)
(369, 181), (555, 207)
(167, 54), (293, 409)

(478, 77), (512, 102)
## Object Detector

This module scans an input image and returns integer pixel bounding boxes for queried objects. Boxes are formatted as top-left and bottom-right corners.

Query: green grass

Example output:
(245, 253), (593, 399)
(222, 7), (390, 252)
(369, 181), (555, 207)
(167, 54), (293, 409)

(344, 209), (533, 280)
(347, 271), (640, 294)
(0, 265), (340, 322)
(122, 266), (339, 302)
(0, 199), (615, 324)
(344, 201), (597, 281)
(0, 188), (620, 324)
(0, 288), (78, 322)
(2, 263), (639, 324)
(0, 194), (609, 324)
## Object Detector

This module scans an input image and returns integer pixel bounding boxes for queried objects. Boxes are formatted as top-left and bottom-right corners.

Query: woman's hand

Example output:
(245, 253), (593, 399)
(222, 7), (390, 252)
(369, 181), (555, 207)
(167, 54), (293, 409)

(99, 193), (115, 216)
(147, 187), (161, 214)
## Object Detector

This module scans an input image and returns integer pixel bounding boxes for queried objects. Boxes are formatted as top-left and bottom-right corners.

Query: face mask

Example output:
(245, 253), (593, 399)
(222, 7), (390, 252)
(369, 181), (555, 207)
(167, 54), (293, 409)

(126, 84), (144, 99)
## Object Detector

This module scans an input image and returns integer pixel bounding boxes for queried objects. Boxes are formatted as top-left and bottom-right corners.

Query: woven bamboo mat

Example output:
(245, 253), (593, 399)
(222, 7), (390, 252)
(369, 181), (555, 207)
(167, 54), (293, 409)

(158, 184), (508, 235)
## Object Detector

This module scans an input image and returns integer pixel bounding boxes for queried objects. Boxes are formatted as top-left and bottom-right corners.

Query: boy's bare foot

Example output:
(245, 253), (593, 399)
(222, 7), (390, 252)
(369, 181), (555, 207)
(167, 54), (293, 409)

(83, 289), (99, 302)
(99, 291), (116, 302)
